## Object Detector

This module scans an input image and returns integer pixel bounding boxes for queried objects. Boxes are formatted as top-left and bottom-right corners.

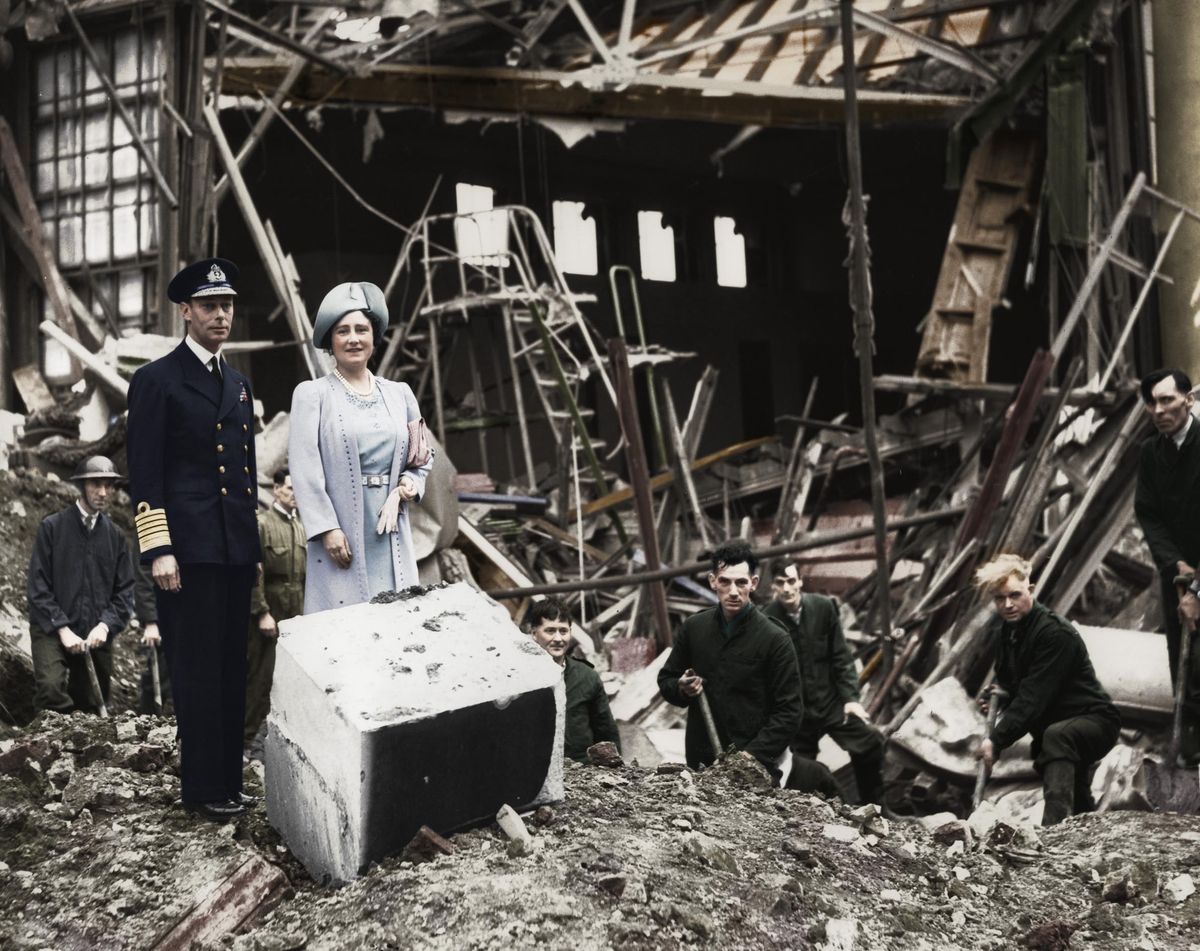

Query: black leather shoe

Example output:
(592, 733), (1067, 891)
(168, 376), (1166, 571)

(236, 791), (262, 807)
(185, 799), (247, 822)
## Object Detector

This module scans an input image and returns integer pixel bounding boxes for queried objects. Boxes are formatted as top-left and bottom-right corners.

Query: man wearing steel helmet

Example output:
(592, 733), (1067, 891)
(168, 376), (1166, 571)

(126, 258), (262, 822)
(26, 455), (134, 714)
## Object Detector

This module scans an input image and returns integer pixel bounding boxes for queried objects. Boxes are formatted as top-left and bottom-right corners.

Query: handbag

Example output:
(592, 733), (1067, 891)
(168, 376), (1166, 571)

(406, 417), (432, 468)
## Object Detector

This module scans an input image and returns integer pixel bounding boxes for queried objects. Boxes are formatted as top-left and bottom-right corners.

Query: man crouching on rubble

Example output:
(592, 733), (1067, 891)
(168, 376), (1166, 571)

(973, 554), (1120, 826)
(527, 596), (621, 762)
(658, 541), (804, 781)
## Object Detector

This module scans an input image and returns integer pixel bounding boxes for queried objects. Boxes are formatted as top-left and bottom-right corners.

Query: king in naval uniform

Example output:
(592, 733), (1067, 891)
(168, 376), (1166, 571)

(126, 258), (262, 822)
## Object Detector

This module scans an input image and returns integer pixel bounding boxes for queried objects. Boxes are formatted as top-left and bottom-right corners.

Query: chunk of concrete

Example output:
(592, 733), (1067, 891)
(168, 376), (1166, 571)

(265, 583), (564, 883)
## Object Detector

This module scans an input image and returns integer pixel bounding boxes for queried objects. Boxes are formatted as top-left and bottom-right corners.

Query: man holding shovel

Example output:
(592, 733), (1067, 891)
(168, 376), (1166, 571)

(973, 554), (1120, 826)
(658, 541), (804, 782)
(27, 456), (134, 715)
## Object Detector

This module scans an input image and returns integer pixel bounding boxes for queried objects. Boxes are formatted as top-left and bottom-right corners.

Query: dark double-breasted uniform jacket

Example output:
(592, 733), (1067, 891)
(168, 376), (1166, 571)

(126, 340), (262, 566)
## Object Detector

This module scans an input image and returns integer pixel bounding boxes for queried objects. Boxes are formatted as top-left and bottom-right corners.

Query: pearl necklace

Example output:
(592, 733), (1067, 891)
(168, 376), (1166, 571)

(334, 367), (375, 397)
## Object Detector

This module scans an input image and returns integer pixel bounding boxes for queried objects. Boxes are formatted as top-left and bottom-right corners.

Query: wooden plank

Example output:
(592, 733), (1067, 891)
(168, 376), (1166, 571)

(12, 365), (56, 413)
(609, 338), (672, 654)
(873, 373), (1122, 406)
(202, 103), (324, 380)
(219, 60), (970, 128)
(571, 435), (777, 520)
(151, 854), (286, 951)
(915, 129), (1041, 382)
(525, 515), (607, 564)
(0, 119), (83, 352)
(38, 321), (129, 403)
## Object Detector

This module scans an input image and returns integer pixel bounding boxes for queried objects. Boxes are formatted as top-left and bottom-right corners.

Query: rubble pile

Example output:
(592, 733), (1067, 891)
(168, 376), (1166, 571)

(1, 713), (1198, 950)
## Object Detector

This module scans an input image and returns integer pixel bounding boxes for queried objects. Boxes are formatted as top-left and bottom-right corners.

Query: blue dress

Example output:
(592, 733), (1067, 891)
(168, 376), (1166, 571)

(346, 386), (398, 599)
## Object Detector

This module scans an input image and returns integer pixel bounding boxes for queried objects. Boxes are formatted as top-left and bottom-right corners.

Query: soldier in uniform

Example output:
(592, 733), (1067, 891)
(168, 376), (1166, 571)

(126, 258), (262, 822)
(245, 466), (305, 756)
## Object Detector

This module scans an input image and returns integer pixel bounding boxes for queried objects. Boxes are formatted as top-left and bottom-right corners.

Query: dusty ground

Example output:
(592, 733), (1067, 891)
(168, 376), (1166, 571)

(1, 712), (1198, 951)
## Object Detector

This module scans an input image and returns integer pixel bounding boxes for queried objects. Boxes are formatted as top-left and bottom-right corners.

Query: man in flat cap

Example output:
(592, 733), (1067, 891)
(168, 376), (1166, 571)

(27, 455), (134, 715)
(126, 258), (262, 822)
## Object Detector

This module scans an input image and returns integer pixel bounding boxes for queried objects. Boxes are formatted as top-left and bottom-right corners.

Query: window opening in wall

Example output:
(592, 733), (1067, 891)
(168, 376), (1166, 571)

(637, 211), (676, 282)
(454, 182), (509, 266)
(714, 216), (747, 288)
(552, 200), (598, 276)
(33, 20), (164, 354)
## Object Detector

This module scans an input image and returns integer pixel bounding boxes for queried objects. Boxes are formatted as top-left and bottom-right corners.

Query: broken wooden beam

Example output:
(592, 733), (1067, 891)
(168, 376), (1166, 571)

(570, 435), (778, 520)
(610, 338), (672, 654)
(487, 505), (968, 600)
(150, 854), (286, 951)
(39, 321), (129, 404)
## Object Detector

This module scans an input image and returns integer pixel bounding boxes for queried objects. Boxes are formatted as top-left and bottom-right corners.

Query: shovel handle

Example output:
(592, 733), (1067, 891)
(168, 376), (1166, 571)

(149, 647), (162, 714)
(1170, 583), (1196, 764)
(83, 647), (108, 718)
(973, 686), (1006, 809)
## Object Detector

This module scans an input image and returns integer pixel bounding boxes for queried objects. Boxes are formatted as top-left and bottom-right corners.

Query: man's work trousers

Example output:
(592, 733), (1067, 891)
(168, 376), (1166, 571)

(1159, 573), (1200, 760)
(791, 713), (886, 804)
(156, 563), (255, 805)
(244, 624), (277, 746)
(1033, 711), (1120, 811)
(30, 633), (112, 715)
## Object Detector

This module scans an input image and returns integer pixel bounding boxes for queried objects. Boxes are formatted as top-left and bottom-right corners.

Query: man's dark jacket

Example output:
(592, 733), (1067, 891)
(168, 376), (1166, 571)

(764, 594), (858, 728)
(989, 601), (1119, 753)
(563, 655), (620, 762)
(27, 507), (134, 643)
(658, 604), (804, 769)
(1134, 421), (1200, 574)
(126, 340), (261, 566)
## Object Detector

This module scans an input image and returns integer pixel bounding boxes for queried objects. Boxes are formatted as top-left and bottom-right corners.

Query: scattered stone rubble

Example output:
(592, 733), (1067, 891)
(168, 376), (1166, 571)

(2, 712), (1198, 950)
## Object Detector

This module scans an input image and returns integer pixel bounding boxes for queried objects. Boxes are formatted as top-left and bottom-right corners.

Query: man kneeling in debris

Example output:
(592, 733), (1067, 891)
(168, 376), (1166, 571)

(528, 596), (621, 762)
(658, 541), (804, 781)
(973, 554), (1120, 826)
(26, 456), (134, 714)
(765, 561), (886, 804)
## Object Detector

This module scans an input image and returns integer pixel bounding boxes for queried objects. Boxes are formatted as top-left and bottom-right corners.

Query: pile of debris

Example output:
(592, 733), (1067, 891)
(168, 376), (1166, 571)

(2, 712), (1198, 950)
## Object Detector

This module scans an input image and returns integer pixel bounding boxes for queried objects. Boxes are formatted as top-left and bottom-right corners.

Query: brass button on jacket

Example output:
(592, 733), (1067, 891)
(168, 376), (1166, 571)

(217, 444), (225, 453)
(218, 465), (226, 474)
(220, 488), (228, 496)
(216, 423), (223, 432)
(245, 487), (253, 496)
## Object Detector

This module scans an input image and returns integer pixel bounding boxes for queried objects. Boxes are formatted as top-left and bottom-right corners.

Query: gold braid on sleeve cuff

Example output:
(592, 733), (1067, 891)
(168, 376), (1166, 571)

(135, 501), (172, 551)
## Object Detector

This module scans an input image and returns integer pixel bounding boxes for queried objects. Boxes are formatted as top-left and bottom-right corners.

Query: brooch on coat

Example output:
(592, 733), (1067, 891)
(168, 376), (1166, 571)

(239, 383), (249, 403)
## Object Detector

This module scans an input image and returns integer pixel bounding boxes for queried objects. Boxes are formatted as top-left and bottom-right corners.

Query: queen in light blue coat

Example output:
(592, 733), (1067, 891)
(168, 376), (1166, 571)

(289, 282), (434, 614)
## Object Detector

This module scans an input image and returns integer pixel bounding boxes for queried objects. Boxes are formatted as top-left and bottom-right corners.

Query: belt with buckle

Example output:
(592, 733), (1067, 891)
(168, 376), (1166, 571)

(361, 473), (389, 488)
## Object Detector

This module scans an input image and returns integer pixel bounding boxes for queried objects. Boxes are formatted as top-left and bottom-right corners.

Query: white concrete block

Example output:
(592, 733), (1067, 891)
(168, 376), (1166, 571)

(265, 582), (564, 883)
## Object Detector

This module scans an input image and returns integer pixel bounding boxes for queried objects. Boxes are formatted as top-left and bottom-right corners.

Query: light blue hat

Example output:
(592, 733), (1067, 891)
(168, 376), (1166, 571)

(313, 282), (389, 349)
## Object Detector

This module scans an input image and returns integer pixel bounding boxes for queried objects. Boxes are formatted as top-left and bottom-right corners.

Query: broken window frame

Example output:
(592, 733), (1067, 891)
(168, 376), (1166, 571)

(31, 13), (166, 354)
(551, 199), (599, 277)
(637, 210), (677, 283)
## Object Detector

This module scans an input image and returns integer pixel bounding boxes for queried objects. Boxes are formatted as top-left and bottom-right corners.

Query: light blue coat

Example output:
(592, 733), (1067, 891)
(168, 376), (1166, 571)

(289, 375), (433, 614)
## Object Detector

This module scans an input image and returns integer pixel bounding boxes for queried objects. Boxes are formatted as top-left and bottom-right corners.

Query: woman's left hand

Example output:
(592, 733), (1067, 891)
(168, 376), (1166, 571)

(375, 478), (417, 535)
